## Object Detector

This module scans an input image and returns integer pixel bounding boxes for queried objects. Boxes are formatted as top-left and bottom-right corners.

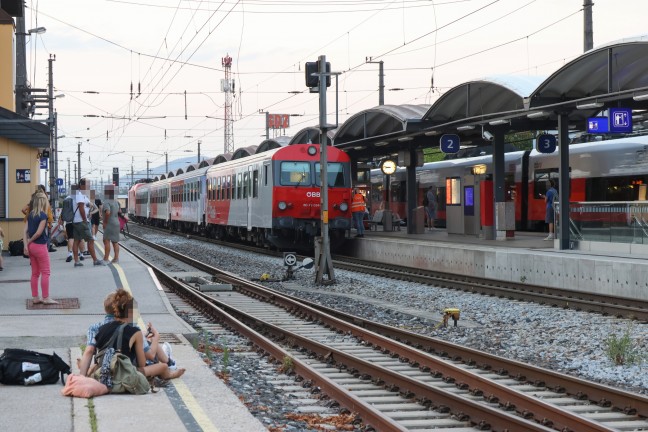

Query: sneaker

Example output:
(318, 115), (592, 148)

(94, 260), (106, 266)
(66, 255), (73, 263)
(162, 342), (176, 369)
(83, 251), (90, 256)
(74, 262), (84, 267)
(48, 247), (57, 253)
(79, 254), (85, 261)
(544, 235), (555, 240)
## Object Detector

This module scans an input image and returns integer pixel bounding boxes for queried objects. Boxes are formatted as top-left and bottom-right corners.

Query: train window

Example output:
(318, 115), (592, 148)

(281, 161), (310, 186)
(243, 172), (249, 198)
(226, 175), (231, 200)
(446, 177), (461, 205)
(238, 173), (243, 198)
(253, 169), (259, 197)
(533, 169), (559, 199)
(315, 162), (347, 187)
(263, 165), (268, 186)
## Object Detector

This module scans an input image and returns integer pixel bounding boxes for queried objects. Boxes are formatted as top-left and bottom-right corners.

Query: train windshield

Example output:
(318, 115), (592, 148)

(280, 161), (311, 186)
(315, 163), (347, 187)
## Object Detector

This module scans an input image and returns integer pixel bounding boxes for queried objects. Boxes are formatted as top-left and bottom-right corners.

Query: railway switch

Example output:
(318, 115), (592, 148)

(442, 308), (461, 327)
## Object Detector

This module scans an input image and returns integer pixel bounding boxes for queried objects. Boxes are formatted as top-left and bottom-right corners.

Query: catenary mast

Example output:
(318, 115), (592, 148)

(221, 55), (235, 154)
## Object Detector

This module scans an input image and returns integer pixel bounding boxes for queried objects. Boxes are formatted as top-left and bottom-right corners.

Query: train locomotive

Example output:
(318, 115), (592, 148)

(367, 134), (648, 230)
(128, 144), (353, 250)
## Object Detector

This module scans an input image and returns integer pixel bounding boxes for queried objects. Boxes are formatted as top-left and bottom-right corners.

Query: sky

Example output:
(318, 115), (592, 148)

(21, 0), (648, 186)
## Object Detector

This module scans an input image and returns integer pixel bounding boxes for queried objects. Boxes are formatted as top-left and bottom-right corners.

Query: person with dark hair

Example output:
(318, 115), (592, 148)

(91, 197), (102, 239)
(94, 289), (185, 380)
(542, 180), (558, 240)
(23, 193), (57, 304)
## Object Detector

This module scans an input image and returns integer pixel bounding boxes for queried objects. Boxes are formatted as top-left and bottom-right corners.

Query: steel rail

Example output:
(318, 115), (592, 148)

(124, 233), (642, 431)
(331, 256), (648, 322)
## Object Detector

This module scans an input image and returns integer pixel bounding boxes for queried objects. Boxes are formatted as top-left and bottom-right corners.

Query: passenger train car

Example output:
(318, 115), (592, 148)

(368, 135), (648, 230)
(128, 144), (353, 250)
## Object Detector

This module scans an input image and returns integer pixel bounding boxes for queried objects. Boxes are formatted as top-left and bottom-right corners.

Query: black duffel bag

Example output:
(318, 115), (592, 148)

(0, 349), (71, 385)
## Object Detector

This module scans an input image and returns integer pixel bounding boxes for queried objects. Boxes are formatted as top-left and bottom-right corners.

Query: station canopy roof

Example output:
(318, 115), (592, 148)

(329, 38), (648, 158)
(0, 105), (50, 148)
(289, 127), (335, 145)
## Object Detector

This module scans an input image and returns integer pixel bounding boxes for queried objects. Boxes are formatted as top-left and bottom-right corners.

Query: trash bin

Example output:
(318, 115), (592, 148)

(410, 206), (425, 234)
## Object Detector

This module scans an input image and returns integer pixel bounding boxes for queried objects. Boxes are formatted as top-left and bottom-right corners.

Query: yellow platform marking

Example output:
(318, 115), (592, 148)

(172, 379), (220, 432)
(112, 257), (220, 432)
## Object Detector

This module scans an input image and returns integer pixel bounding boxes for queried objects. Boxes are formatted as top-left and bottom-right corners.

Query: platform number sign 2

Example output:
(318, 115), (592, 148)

(440, 134), (460, 154)
(536, 134), (557, 154)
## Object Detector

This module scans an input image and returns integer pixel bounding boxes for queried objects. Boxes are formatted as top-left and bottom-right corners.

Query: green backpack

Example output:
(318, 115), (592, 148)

(93, 323), (150, 394)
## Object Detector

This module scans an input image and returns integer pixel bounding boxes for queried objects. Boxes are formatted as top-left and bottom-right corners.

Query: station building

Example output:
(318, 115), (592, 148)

(0, 8), (50, 246)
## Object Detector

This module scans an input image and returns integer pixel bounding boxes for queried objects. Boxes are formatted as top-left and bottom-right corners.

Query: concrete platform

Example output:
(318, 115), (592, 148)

(349, 228), (648, 301)
(0, 234), (265, 432)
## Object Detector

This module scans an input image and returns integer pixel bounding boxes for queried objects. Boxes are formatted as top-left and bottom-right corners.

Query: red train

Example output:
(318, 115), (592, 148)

(367, 135), (648, 230)
(128, 144), (353, 250)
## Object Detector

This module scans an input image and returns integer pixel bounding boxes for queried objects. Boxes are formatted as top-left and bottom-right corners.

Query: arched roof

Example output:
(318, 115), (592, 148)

(334, 104), (429, 145)
(257, 136), (290, 153)
(232, 145), (258, 160)
(167, 172), (174, 178)
(423, 76), (543, 124)
(175, 168), (185, 175)
(527, 38), (648, 114)
(289, 127), (335, 145)
(212, 153), (232, 165)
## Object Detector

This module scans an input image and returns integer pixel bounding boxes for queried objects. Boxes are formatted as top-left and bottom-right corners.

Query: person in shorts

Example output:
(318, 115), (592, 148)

(72, 179), (103, 267)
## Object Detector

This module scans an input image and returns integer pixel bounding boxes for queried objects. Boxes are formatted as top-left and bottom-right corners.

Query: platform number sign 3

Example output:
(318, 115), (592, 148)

(536, 134), (557, 154)
(440, 134), (460, 154)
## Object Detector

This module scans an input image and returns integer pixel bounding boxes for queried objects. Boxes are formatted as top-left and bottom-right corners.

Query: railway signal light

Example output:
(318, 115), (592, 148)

(305, 61), (331, 88)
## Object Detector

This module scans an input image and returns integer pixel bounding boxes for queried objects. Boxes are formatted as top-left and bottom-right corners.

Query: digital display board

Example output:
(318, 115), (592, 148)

(464, 186), (474, 216)
(587, 117), (609, 133)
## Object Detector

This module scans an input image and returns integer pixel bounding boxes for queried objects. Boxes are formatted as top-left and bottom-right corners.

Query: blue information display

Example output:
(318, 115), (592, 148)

(536, 134), (557, 154)
(439, 134), (460, 154)
(40, 158), (48, 169)
(610, 108), (632, 133)
(587, 117), (609, 133)
(59, 187), (66, 194)
(56, 178), (64, 186)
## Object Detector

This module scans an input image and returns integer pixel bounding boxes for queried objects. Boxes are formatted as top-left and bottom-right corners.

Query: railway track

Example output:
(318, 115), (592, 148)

(129, 223), (648, 322)
(123, 231), (648, 432)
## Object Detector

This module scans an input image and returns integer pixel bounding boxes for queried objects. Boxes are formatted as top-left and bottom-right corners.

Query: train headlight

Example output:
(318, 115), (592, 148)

(278, 201), (287, 210)
(307, 146), (318, 156)
(339, 202), (348, 212)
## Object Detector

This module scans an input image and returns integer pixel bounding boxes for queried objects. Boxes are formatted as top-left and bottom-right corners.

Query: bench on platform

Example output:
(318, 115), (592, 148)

(368, 210), (403, 231)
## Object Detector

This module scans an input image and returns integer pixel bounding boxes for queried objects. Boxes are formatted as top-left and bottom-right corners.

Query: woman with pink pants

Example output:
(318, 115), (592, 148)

(23, 193), (57, 305)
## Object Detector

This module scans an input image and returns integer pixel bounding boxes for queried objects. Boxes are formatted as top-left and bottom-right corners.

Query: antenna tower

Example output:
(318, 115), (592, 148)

(221, 55), (235, 154)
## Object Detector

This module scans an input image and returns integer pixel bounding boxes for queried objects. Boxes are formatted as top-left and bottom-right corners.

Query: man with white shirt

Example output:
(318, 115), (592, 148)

(72, 178), (104, 267)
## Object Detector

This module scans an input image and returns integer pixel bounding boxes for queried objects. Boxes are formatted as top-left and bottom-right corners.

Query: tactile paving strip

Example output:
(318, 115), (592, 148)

(26, 298), (80, 310)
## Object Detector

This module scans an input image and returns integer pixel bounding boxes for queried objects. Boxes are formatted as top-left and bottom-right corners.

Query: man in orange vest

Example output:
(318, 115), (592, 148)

(351, 188), (366, 237)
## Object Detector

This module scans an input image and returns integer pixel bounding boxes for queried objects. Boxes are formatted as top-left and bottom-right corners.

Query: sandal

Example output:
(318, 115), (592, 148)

(32, 297), (42, 304)
(42, 298), (59, 305)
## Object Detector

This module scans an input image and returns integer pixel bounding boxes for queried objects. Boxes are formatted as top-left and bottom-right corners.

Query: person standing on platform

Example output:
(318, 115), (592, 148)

(91, 197), (102, 240)
(102, 184), (121, 264)
(351, 188), (366, 238)
(0, 225), (4, 271)
(23, 193), (56, 304)
(425, 186), (437, 230)
(543, 180), (558, 240)
(72, 178), (104, 267)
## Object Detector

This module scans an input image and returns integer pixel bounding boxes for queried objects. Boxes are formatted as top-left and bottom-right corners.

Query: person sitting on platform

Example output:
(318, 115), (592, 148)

(92, 289), (185, 381)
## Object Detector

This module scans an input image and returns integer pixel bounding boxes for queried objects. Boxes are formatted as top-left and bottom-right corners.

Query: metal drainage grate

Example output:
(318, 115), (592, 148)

(158, 333), (183, 344)
(26, 298), (80, 310)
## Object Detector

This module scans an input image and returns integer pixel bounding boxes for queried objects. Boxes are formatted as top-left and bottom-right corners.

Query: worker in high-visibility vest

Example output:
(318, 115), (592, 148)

(351, 188), (367, 237)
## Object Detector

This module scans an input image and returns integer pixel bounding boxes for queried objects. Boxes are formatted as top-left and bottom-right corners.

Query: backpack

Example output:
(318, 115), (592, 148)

(422, 195), (429, 206)
(93, 323), (150, 394)
(0, 349), (71, 385)
(61, 196), (78, 223)
(8, 240), (24, 256)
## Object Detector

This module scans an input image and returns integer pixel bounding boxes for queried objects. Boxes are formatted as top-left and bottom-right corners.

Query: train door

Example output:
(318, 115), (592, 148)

(199, 177), (206, 227)
(247, 166), (252, 230)
(260, 161), (272, 228)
